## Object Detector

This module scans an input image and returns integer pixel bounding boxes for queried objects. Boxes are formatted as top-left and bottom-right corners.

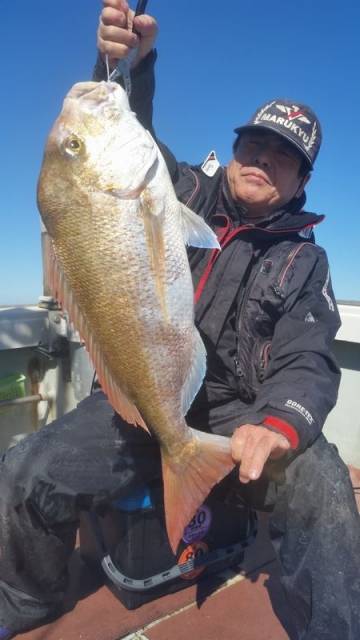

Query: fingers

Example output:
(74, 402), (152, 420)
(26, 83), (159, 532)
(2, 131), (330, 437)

(97, 0), (157, 69)
(232, 426), (272, 483)
(133, 14), (158, 62)
(101, 8), (129, 29)
(97, 5), (137, 65)
(97, 23), (137, 61)
(231, 424), (291, 484)
(240, 433), (274, 483)
(133, 13), (157, 37)
(102, 0), (129, 12)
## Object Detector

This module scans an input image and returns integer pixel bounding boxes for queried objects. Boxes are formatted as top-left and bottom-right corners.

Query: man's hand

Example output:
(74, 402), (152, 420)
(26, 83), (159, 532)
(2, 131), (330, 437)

(97, 0), (158, 70)
(231, 424), (291, 483)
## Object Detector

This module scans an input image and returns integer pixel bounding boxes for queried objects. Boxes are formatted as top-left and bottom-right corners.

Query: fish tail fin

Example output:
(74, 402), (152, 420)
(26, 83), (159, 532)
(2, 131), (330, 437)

(162, 428), (235, 554)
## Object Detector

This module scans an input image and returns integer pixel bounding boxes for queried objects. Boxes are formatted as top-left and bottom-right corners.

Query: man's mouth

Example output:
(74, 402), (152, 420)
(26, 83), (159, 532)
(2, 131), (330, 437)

(243, 170), (271, 185)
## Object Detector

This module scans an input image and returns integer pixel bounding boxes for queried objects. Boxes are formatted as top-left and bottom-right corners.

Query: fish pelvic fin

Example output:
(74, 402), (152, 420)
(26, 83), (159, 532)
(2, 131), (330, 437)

(162, 428), (235, 554)
(44, 239), (149, 432)
(180, 203), (220, 249)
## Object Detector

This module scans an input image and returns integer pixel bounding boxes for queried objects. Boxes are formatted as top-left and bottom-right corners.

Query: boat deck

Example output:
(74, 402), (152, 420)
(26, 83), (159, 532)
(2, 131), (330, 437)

(17, 466), (360, 640)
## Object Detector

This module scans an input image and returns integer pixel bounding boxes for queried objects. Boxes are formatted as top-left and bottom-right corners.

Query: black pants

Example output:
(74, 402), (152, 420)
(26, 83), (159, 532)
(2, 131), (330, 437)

(0, 391), (359, 638)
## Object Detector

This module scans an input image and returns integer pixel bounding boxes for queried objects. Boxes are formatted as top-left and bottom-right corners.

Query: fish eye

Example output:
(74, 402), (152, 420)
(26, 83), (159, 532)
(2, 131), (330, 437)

(64, 135), (84, 156)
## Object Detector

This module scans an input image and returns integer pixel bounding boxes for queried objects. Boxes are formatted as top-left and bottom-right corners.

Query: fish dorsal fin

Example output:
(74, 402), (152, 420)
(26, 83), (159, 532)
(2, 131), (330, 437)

(181, 329), (207, 416)
(44, 239), (148, 431)
(180, 203), (220, 249)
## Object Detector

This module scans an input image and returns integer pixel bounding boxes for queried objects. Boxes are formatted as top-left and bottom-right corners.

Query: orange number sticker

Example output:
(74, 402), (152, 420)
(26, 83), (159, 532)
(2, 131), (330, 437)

(178, 542), (209, 580)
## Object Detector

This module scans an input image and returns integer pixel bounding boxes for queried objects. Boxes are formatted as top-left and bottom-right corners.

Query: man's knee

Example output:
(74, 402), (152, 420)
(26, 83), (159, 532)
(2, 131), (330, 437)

(0, 438), (38, 507)
(288, 434), (351, 490)
(279, 434), (357, 529)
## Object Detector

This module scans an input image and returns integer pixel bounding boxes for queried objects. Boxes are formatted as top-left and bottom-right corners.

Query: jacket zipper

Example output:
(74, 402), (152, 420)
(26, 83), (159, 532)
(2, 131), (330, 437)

(277, 242), (311, 290)
(185, 169), (200, 208)
(260, 341), (271, 368)
(258, 341), (272, 381)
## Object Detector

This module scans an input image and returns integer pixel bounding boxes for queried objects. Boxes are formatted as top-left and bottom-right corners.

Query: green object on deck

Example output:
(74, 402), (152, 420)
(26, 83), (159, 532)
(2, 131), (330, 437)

(0, 373), (26, 402)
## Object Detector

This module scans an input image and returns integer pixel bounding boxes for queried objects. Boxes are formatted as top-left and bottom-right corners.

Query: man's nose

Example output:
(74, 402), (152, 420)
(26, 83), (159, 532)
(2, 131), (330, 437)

(252, 146), (272, 168)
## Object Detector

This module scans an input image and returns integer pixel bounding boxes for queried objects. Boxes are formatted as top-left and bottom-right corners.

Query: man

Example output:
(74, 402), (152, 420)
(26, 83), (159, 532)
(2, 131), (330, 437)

(95, 2), (360, 637)
(0, 3), (358, 639)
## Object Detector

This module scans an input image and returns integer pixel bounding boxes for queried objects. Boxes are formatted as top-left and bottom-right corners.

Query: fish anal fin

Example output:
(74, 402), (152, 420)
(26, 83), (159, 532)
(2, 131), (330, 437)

(162, 428), (235, 554)
(44, 239), (149, 433)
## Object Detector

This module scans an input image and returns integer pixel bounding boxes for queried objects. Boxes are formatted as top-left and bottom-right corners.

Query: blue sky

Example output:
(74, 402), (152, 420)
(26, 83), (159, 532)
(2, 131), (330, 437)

(1, 0), (359, 305)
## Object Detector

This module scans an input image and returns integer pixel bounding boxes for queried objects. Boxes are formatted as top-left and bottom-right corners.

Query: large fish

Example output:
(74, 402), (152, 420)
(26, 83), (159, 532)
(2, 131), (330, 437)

(37, 80), (235, 552)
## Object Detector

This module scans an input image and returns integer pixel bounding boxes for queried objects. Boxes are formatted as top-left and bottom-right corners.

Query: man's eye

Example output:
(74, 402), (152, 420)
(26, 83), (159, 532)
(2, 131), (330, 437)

(278, 148), (296, 161)
(245, 141), (262, 151)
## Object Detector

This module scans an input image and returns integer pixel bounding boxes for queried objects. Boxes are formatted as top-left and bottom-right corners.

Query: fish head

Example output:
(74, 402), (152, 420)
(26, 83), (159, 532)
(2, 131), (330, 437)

(37, 81), (158, 237)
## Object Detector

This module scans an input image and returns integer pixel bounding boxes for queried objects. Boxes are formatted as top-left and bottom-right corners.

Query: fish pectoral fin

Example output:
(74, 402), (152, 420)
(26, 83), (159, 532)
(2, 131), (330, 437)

(162, 429), (235, 554)
(180, 203), (220, 249)
(181, 329), (206, 416)
(43, 239), (149, 433)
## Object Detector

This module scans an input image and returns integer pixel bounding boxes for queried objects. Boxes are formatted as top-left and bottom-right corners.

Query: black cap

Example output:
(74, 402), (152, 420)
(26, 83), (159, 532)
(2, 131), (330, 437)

(234, 99), (322, 169)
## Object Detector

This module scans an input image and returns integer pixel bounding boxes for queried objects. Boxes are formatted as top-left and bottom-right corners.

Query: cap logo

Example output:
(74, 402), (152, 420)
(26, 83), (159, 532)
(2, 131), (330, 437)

(275, 104), (311, 124)
(253, 100), (318, 156)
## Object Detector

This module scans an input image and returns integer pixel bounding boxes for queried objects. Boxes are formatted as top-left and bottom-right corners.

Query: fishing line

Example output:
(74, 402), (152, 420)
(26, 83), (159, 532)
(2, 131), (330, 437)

(105, 54), (111, 82)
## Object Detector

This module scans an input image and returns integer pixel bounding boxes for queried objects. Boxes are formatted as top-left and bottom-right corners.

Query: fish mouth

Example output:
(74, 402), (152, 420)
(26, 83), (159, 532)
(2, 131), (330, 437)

(66, 81), (127, 116)
(66, 81), (116, 102)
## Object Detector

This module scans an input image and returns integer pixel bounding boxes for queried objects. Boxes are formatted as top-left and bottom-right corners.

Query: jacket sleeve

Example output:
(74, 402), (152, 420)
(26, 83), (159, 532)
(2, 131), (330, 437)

(92, 50), (179, 181)
(237, 245), (341, 452)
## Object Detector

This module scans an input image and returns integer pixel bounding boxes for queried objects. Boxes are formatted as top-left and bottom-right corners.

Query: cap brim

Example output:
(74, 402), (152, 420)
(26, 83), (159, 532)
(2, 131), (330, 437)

(234, 123), (313, 170)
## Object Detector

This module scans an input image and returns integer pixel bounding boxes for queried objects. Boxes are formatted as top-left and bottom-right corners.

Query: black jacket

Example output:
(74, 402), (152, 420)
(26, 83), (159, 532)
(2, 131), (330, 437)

(172, 163), (341, 452)
(94, 52), (341, 452)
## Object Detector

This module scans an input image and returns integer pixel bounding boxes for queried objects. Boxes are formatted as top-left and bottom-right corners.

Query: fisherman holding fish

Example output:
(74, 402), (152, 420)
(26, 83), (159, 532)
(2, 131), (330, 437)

(0, 2), (359, 639)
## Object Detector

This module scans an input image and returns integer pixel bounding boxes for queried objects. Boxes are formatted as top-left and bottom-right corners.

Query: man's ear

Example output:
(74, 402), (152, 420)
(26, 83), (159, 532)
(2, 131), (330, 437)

(295, 173), (311, 198)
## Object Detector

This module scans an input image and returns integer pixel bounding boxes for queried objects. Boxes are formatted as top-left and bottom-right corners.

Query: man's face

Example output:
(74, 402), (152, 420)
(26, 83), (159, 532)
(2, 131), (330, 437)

(226, 130), (310, 217)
